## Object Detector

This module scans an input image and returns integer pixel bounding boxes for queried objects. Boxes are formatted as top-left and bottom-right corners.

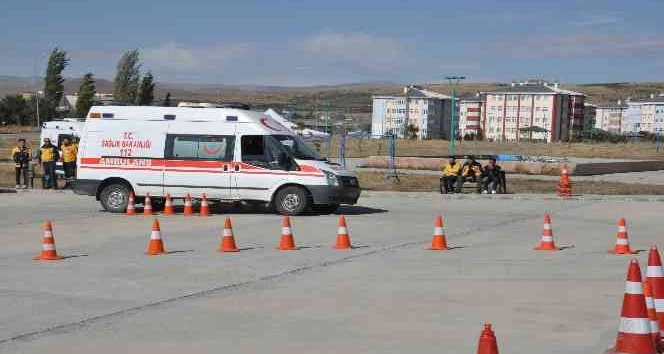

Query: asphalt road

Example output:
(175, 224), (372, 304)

(0, 191), (661, 353)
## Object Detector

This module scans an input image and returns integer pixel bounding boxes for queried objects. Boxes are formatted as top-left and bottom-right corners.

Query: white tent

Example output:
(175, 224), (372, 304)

(264, 108), (330, 143)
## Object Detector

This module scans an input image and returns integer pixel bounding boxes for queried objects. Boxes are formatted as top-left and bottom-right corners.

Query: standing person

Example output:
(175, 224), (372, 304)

(440, 156), (461, 193)
(37, 138), (59, 189)
(481, 157), (503, 194)
(60, 137), (78, 188)
(11, 138), (31, 189)
(456, 155), (483, 193)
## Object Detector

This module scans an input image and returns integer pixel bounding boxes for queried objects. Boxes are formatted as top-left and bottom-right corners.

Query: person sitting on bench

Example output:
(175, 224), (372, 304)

(440, 156), (461, 193)
(481, 157), (502, 194)
(456, 155), (483, 193)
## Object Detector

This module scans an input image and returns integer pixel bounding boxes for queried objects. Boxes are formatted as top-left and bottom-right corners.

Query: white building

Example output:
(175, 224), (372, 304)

(371, 85), (453, 139)
(626, 95), (664, 134)
(595, 101), (628, 133)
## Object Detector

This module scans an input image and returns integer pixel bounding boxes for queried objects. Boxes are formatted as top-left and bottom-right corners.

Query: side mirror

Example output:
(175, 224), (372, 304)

(278, 153), (292, 170)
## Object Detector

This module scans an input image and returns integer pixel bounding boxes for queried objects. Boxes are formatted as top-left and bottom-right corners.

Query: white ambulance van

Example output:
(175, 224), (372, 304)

(72, 105), (360, 215)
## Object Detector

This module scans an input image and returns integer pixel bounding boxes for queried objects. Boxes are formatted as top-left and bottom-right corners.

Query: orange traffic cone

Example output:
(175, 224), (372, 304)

(558, 164), (572, 197)
(609, 218), (637, 255)
(647, 246), (664, 348)
(429, 215), (448, 250)
(163, 194), (174, 215)
(476, 323), (499, 354)
(334, 216), (352, 249)
(143, 193), (153, 216)
(199, 194), (210, 216)
(277, 216), (297, 250)
(219, 217), (239, 252)
(608, 259), (656, 354)
(183, 194), (193, 216)
(643, 278), (662, 349)
(126, 192), (136, 215)
(146, 218), (166, 255)
(534, 214), (559, 251)
(33, 221), (64, 261)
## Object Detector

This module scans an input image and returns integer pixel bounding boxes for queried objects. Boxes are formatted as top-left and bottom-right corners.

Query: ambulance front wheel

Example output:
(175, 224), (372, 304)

(100, 183), (130, 213)
(274, 186), (310, 216)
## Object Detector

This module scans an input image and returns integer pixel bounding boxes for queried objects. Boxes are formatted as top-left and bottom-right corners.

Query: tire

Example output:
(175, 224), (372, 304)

(99, 183), (130, 213)
(274, 186), (310, 216)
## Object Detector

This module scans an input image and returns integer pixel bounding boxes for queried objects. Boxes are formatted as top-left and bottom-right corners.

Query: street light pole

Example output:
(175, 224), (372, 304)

(445, 75), (466, 156)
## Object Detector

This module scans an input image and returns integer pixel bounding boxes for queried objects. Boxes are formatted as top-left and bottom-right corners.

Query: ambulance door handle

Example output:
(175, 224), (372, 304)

(234, 165), (239, 172)
(223, 165), (228, 172)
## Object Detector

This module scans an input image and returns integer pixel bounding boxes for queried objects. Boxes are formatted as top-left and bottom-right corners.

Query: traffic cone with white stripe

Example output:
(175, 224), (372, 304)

(647, 246), (664, 349)
(476, 323), (499, 354)
(218, 217), (239, 252)
(334, 216), (352, 249)
(183, 194), (193, 216)
(277, 216), (297, 250)
(610, 218), (637, 255)
(143, 193), (153, 216)
(163, 194), (174, 215)
(643, 278), (662, 350)
(608, 259), (656, 354)
(199, 194), (210, 216)
(534, 214), (559, 251)
(145, 218), (166, 255)
(33, 221), (64, 261)
(429, 215), (448, 250)
(126, 192), (136, 215)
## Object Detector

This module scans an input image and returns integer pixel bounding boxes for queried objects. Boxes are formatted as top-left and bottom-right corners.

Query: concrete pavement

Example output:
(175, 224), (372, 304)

(0, 191), (661, 353)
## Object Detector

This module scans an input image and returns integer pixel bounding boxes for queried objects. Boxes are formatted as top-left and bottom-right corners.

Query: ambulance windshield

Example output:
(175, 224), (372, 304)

(273, 135), (323, 161)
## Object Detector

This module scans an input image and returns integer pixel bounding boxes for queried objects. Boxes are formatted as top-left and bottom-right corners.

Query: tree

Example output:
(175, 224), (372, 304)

(75, 73), (96, 118)
(162, 92), (171, 107)
(404, 123), (419, 139)
(0, 95), (31, 125)
(136, 72), (155, 106)
(113, 50), (141, 104)
(43, 47), (69, 120)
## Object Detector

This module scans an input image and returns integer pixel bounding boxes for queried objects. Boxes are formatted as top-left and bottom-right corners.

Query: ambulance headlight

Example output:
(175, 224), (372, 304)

(324, 171), (340, 186)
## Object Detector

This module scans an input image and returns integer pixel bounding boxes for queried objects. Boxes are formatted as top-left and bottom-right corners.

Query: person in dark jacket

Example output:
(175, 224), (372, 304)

(37, 138), (59, 189)
(481, 157), (503, 194)
(11, 138), (32, 189)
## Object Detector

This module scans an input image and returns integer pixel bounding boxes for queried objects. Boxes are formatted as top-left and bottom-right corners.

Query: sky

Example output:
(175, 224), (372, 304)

(1, 0), (663, 86)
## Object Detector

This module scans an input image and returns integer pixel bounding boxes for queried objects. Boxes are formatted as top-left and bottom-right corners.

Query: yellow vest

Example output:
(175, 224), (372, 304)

(441, 162), (461, 176)
(40, 145), (57, 162)
(60, 144), (78, 163)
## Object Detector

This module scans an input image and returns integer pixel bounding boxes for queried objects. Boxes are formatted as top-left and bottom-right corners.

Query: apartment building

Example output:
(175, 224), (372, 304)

(595, 102), (628, 133)
(481, 82), (585, 142)
(458, 95), (484, 138)
(371, 86), (453, 139)
(626, 95), (664, 134)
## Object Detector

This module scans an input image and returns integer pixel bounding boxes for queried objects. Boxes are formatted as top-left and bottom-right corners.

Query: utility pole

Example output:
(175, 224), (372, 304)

(445, 75), (466, 156)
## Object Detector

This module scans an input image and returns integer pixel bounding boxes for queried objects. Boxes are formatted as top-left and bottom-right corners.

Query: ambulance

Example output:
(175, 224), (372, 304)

(72, 105), (360, 215)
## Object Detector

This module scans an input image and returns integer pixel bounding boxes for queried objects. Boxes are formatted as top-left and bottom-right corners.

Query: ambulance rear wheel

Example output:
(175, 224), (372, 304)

(274, 186), (310, 216)
(100, 183), (130, 213)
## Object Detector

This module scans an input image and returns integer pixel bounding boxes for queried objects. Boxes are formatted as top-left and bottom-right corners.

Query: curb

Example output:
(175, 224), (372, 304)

(360, 191), (664, 202)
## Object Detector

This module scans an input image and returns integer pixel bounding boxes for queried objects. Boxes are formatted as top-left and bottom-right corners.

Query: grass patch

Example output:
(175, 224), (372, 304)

(357, 171), (664, 195)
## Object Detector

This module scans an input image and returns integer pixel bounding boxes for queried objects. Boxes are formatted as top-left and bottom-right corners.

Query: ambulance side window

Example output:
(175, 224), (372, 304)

(165, 134), (235, 161)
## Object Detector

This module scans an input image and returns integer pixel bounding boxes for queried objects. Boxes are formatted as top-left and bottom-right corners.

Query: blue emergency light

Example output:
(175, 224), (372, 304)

(226, 116), (238, 122)
(164, 114), (176, 120)
(102, 113), (114, 118)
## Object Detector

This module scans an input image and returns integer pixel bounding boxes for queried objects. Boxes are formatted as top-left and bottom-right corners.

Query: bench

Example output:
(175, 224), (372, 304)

(439, 171), (507, 194)
(28, 164), (65, 189)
